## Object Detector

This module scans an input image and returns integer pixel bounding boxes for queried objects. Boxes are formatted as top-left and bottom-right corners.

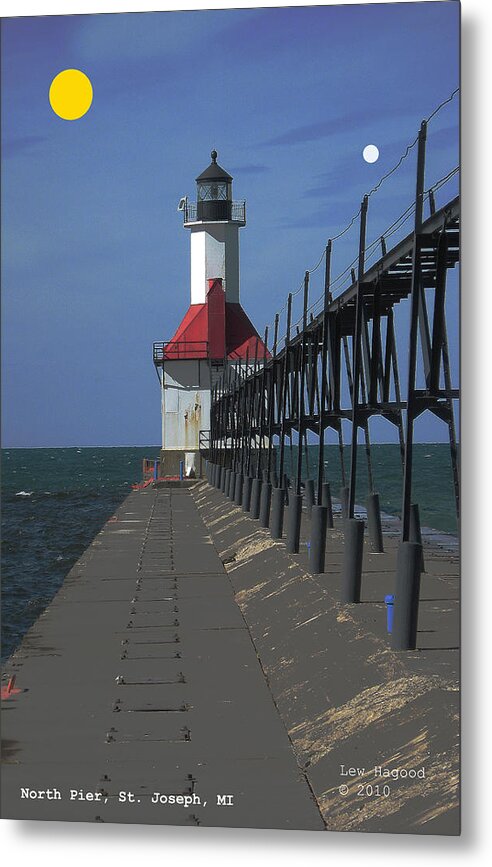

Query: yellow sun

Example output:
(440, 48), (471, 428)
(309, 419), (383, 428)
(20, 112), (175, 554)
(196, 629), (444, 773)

(49, 69), (93, 121)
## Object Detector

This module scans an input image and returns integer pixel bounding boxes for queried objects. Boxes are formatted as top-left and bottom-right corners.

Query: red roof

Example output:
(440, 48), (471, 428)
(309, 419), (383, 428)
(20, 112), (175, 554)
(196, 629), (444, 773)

(161, 279), (269, 361)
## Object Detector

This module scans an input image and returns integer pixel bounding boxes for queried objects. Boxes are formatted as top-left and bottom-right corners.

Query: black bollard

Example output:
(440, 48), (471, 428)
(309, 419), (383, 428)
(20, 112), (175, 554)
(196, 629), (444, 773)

(211, 463), (217, 486)
(366, 492), (384, 553)
(271, 471), (278, 488)
(270, 487), (285, 539)
(409, 503), (425, 571)
(286, 493), (302, 553)
(304, 479), (315, 517)
(242, 475), (253, 512)
(216, 466), (223, 490)
(250, 478), (262, 519)
(283, 474), (290, 507)
(221, 466), (228, 494)
(228, 471), (236, 500)
(321, 482), (334, 528)
(341, 518), (365, 603)
(234, 472), (244, 505)
(259, 481), (272, 528)
(309, 505), (328, 574)
(339, 486), (350, 518)
(391, 541), (423, 650)
(224, 468), (231, 497)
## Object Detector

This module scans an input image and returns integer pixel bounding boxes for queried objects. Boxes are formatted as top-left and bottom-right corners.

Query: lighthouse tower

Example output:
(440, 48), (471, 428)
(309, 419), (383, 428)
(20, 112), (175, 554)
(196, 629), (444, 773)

(153, 151), (267, 478)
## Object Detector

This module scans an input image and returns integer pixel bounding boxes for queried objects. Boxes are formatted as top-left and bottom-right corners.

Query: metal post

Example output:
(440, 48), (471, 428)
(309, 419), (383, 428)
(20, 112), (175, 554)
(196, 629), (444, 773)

(295, 273), (310, 495)
(409, 503), (425, 571)
(266, 316), (278, 485)
(241, 473), (252, 512)
(278, 294), (292, 492)
(348, 196), (369, 519)
(224, 468), (232, 497)
(259, 481), (272, 528)
(366, 492), (384, 552)
(246, 338), (259, 480)
(321, 482), (334, 528)
(341, 518), (365, 603)
(316, 240), (332, 505)
(255, 326), (269, 482)
(234, 471), (244, 505)
(339, 486), (349, 518)
(221, 465), (228, 493)
(309, 505), (328, 574)
(283, 473), (290, 507)
(286, 493), (302, 554)
(250, 477), (262, 519)
(270, 487), (285, 539)
(237, 348), (249, 478)
(401, 121), (428, 541)
(391, 542), (422, 650)
(304, 478), (315, 516)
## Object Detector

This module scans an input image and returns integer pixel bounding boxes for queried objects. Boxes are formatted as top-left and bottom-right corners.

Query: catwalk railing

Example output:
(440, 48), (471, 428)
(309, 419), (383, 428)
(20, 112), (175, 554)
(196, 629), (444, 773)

(206, 103), (460, 652)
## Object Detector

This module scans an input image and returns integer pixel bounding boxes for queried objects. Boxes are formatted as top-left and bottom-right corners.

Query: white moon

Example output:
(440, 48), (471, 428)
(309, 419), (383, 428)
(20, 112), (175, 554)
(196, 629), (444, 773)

(363, 144), (380, 163)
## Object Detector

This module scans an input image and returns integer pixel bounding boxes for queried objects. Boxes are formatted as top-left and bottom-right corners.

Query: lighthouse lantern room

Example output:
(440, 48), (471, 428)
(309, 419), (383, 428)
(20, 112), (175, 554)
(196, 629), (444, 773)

(153, 151), (267, 478)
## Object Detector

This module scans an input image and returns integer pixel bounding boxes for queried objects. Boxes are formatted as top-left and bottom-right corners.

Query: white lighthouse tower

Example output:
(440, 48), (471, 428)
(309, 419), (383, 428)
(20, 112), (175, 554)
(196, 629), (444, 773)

(189, 150), (242, 305)
(153, 151), (267, 478)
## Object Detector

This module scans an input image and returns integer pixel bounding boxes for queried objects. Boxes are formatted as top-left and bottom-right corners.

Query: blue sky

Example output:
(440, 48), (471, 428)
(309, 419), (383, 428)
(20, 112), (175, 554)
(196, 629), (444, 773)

(1, 2), (459, 447)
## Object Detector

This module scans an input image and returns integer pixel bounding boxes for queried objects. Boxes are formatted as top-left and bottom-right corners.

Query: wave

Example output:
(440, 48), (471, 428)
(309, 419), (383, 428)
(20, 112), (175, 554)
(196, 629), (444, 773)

(15, 490), (33, 497)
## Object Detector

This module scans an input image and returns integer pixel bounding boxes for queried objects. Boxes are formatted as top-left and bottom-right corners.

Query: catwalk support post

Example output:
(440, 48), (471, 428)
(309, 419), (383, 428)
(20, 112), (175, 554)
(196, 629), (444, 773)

(270, 486), (285, 539)
(341, 518), (365, 603)
(366, 492), (384, 552)
(391, 541), (422, 650)
(309, 504), (328, 574)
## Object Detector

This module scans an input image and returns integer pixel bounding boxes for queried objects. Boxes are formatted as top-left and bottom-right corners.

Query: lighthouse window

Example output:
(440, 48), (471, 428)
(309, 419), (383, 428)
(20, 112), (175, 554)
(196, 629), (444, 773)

(197, 182), (228, 201)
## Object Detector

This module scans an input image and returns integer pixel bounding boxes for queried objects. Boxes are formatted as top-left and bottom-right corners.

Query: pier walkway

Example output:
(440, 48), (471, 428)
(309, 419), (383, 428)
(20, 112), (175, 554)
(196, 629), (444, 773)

(1, 485), (323, 829)
(2, 480), (459, 833)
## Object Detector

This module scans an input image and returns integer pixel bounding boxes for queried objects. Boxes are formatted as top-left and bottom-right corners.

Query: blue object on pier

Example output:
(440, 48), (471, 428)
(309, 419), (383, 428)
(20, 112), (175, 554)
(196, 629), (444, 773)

(385, 594), (395, 634)
(153, 460), (158, 480)
(179, 460), (184, 481)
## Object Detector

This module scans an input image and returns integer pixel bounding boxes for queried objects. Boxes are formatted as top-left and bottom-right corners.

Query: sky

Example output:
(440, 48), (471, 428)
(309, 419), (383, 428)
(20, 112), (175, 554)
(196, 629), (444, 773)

(1, 1), (459, 447)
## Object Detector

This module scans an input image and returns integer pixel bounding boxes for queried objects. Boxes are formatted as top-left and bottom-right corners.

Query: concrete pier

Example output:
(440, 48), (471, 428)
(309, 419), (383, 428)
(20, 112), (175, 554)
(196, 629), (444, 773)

(1, 486), (322, 829)
(192, 480), (460, 835)
(1, 481), (459, 833)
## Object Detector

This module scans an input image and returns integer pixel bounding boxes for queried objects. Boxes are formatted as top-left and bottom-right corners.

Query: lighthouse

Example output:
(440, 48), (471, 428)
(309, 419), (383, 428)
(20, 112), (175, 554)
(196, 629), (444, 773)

(153, 151), (268, 478)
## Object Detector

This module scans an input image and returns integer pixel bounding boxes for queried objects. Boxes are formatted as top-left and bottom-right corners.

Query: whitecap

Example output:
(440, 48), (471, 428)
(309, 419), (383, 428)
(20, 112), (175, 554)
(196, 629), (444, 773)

(15, 490), (33, 497)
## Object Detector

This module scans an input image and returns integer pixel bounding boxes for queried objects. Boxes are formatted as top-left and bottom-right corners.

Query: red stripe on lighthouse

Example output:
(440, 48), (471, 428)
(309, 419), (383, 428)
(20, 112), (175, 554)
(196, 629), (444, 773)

(207, 279), (226, 360)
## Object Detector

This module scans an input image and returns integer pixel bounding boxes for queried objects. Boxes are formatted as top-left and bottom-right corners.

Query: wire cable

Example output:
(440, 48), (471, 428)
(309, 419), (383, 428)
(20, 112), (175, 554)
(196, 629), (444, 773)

(262, 90), (460, 346)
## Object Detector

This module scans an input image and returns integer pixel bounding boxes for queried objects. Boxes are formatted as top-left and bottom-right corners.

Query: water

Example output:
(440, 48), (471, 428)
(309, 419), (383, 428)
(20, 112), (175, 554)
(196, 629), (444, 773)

(279, 443), (459, 536)
(1, 447), (160, 663)
(1, 444), (457, 663)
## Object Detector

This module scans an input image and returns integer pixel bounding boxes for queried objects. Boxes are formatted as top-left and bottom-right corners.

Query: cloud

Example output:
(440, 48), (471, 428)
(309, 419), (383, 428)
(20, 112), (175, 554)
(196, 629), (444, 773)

(2, 135), (47, 159)
(261, 106), (399, 147)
